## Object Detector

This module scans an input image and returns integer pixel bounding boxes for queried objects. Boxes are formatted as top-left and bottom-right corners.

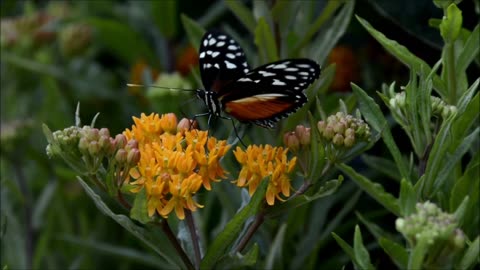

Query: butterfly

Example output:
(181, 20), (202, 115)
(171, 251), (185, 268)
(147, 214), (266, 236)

(195, 30), (321, 128)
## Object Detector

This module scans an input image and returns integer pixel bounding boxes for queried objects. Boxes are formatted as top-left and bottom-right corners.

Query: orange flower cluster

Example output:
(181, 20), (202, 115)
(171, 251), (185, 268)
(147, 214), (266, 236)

(124, 113), (230, 220)
(233, 145), (297, 206)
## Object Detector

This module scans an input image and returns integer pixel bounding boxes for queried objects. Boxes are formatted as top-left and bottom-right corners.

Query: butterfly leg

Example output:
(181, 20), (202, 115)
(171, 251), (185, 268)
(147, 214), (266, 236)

(218, 115), (247, 147)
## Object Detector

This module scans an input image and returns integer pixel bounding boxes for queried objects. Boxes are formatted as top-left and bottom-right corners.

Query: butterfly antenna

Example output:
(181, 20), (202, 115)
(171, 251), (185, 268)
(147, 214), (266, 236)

(127, 83), (198, 93)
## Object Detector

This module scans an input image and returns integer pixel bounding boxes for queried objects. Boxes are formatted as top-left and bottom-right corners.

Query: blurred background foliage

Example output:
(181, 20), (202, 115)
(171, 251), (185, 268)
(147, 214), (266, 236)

(1, 0), (478, 269)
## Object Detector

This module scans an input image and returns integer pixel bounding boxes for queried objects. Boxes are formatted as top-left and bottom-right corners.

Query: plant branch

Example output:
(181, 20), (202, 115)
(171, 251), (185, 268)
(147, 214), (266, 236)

(185, 210), (201, 270)
(155, 220), (195, 270)
(234, 210), (265, 254)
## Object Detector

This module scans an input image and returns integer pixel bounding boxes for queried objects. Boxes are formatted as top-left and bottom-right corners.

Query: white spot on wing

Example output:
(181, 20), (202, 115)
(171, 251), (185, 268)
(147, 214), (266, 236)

(225, 60), (237, 69)
(296, 64), (311, 68)
(214, 63), (220, 69)
(206, 50), (212, 55)
(208, 38), (216, 45)
(228, 45), (237, 50)
(216, 41), (225, 47)
(203, 40), (208, 46)
(238, 77), (252, 82)
(218, 35), (227, 40)
(259, 70), (275, 77)
(285, 67), (298, 72)
(299, 72), (309, 76)
(273, 64), (287, 69)
(272, 79), (286, 86)
(226, 53), (235, 59)
(285, 75), (296, 80)
(212, 51), (220, 58)
(199, 52), (205, 58)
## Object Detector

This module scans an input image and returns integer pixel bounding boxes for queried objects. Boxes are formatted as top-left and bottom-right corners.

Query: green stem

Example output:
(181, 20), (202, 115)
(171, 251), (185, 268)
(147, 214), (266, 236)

(445, 42), (457, 104)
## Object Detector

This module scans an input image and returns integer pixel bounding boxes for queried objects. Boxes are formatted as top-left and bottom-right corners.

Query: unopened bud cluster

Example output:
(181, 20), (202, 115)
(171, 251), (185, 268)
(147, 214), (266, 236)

(395, 201), (465, 249)
(283, 125), (311, 151)
(46, 125), (140, 172)
(317, 112), (370, 148)
(46, 126), (82, 158)
(389, 92), (457, 119)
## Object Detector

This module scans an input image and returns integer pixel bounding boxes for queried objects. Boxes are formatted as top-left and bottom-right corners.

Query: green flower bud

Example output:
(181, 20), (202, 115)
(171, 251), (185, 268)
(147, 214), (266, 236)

(344, 135), (355, 147)
(78, 137), (89, 154)
(88, 141), (100, 155)
(115, 149), (127, 164)
(99, 128), (110, 138)
(332, 134), (344, 146)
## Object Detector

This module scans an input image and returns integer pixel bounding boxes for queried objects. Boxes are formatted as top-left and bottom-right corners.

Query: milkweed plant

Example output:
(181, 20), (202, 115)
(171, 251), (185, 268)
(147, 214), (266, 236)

(40, 0), (479, 269)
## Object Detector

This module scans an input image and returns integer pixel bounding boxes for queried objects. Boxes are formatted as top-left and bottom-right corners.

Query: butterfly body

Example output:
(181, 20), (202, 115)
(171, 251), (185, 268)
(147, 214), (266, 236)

(197, 31), (321, 128)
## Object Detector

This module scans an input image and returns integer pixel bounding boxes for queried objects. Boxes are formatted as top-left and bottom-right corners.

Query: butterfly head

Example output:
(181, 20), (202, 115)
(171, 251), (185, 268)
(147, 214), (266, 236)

(196, 89), (223, 117)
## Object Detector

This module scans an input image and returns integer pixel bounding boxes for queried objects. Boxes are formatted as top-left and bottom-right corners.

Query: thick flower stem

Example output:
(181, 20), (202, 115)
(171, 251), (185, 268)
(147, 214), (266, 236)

(235, 211), (265, 253)
(185, 210), (201, 270)
(156, 220), (195, 270)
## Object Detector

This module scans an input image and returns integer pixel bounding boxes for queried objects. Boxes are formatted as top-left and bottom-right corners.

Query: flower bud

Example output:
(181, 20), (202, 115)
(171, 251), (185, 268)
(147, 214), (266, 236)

(125, 139), (139, 152)
(88, 141), (100, 155)
(78, 137), (89, 153)
(161, 113), (178, 133)
(332, 134), (344, 146)
(99, 128), (110, 138)
(344, 135), (355, 147)
(323, 126), (335, 140)
(115, 149), (127, 163)
(298, 127), (311, 145)
(283, 131), (299, 151)
(127, 148), (141, 166)
(98, 135), (111, 152)
(177, 118), (195, 133)
(114, 134), (127, 149)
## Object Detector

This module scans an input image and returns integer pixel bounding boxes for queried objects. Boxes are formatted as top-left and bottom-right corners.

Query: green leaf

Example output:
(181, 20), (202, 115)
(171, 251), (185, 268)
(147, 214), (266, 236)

(337, 163), (401, 216)
(181, 14), (206, 52)
(200, 180), (268, 270)
(453, 196), (469, 227)
(293, 0), (343, 53)
(457, 79), (479, 113)
(355, 212), (393, 240)
(215, 244), (259, 269)
(307, 112), (326, 183)
(457, 236), (480, 270)
(254, 17), (279, 63)
(309, 0), (355, 64)
(85, 18), (155, 65)
(265, 224), (287, 270)
(408, 236), (430, 270)
(362, 154), (401, 182)
(439, 3), (463, 43)
(130, 188), (152, 224)
(266, 177), (343, 218)
(331, 232), (355, 264)
(77, 178), (182, 268)
(354, 225), (374, 270)
(152, 1), (177, 38)
(378, 237), (408, 269)
(356, 16), (446, 97)
(456, 24), (479, 76)
(399, 179), (417, 217)
(351, 83), (410, 182)
(224, 0), (257, 33)
(431, 127), (479, 195)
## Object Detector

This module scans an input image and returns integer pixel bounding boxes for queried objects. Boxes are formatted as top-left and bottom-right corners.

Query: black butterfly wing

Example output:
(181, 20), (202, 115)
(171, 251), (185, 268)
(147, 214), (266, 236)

(218, 59), (320, 128)
(199, 31), (250, 92)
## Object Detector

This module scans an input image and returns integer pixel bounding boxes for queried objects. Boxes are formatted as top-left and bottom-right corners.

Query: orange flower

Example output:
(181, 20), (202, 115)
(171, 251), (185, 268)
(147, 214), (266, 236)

(233, 145), (297, 205)
(124, 113), (230, 219)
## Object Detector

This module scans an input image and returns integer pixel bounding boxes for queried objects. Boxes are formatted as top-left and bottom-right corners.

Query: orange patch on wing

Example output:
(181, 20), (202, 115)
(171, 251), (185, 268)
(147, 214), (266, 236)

(224, 98), (293, 121)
